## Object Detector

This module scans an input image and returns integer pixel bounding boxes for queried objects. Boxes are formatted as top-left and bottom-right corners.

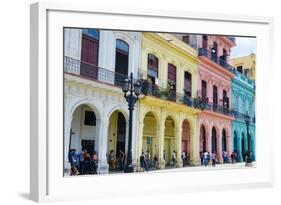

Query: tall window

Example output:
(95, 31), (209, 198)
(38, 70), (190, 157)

(80, 29), (99, 79)
(147, 54), (159, 84)
(213, 85), (218, 105)
(115, 39), (129, 86)
(184, 71), (192, 97)
(201, 80), (207, 100)
(168, 63), (177, 91)
(223, 90), (229, 108)
(84, 111), (96, 126)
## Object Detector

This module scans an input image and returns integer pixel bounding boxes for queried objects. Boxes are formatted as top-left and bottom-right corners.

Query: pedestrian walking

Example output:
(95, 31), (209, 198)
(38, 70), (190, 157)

(203, 151), (208, 166)
(140, 151), (145, 172)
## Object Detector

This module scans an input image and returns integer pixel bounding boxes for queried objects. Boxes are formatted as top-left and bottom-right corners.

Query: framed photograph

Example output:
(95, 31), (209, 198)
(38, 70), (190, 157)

(30, 2), (274, 202)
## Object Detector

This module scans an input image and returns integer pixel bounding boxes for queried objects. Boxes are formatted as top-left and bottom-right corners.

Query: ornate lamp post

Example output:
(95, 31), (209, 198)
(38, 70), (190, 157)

(244, 112), (252, 165)
(122, 72), (141, 173)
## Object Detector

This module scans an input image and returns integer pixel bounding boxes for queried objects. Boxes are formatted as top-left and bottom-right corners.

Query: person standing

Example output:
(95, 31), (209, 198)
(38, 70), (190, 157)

(203, 151), (208, 167)
(172, 150), (176, 167)
(145, 150), (150, 171)
(140, 151), (145, 172)
(212, 152), (216, 167)
(108, 150), (115, 170)
(181, 150), (186, 167)
(153, 154), (159, 169)
(78, 149), (85, 175)
(119, 150), (125, 171)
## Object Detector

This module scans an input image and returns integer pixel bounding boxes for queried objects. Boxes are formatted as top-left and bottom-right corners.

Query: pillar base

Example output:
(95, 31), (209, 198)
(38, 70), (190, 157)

(190, 158), (201, 166)
(98, 160), (109, 174)
(176, 159), (183, 168)
(159, 160), (166, 169)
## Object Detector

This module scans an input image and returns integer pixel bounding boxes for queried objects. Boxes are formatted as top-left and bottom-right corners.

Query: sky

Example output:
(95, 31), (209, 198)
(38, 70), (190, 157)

(230, 37), (256, 58)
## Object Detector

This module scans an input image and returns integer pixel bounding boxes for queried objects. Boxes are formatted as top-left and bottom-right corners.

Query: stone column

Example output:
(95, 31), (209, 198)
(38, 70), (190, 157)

(136, 121), (144, 171)
(157, 121), (165, 169)
(217, 135), (223, 163)
(190, 120), (200, 166)
(226, 131), (232, 162)
(64, 112), (72, 174)
(175, 127), (183, 167)
(97, 119), (109, 174)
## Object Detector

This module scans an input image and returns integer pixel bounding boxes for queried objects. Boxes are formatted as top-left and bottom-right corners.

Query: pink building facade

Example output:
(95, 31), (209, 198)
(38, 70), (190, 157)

(197, 35), (235, 163)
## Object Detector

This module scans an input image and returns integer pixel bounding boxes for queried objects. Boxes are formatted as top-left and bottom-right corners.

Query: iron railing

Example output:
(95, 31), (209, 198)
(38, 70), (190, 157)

(232, 111), (256, 124)
(64, 56), (237, 117)
(64, 56), (128, 88)
(198, 48), (235, 74)
(140, 82), (195, 108)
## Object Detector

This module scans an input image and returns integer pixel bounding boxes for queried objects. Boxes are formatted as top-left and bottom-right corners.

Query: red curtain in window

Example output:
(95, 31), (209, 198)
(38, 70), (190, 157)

(81, 34), (99, 66)
(80, 34), (99, 79)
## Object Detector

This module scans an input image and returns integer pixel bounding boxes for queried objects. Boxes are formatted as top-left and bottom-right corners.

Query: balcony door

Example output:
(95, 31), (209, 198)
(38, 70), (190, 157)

(80, 29), (99, 79)
(115, 39), (129, 86)
(184, 71), (192, 98)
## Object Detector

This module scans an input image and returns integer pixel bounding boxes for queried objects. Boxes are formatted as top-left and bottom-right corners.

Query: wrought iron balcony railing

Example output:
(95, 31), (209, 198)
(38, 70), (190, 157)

(232, 111), (256, 124)
(64, 56), (128, 88)
(140, 82), (195, 108)
(64, 56), (235, 117)
(198, 48), (235, 74)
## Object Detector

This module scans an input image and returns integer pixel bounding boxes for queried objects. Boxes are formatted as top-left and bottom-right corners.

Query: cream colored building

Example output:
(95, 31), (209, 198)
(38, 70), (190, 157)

(231, 53), (256, 80)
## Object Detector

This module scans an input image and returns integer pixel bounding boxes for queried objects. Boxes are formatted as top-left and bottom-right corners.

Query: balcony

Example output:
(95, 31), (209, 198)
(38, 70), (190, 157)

(64, 56), (127, 88)
(232, 111), (256, 124)
(198, 48), (235, 74)
(140, 82), (196, 108)
(234, 70), (255, 88)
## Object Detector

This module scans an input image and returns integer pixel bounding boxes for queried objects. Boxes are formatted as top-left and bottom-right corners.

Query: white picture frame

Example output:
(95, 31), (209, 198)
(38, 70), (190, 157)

(30, 2), (274, 202)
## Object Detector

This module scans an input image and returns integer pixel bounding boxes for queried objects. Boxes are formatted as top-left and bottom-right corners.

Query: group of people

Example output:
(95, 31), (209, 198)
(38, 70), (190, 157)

(68, 148), (98, 176)
(107, 150), (126, 171)
(139, 150), (159, 171)
(200, 149), (252, 167)
(139, 149), (191, 172)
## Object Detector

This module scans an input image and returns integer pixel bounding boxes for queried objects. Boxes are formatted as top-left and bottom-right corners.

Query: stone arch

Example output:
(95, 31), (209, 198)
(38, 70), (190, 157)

(141, 108), (160, 126)
(181, 118), (192, 162)
(106, 104), (129, 122)
(70, 99), (101, 120)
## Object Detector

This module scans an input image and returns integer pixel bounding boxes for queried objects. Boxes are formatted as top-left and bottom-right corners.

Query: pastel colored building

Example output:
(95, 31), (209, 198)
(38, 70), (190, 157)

(137, 32), (201, 169)
(197, 35), (236, 163)
(231, 53), (256, 80)
(63, 28), (141, 174)
(231, 69), (256, 161)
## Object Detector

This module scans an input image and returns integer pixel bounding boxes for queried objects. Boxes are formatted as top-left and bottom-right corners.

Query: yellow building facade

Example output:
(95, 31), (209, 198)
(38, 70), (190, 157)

(137, 33), (201, 169)
(231, 53), (256, 80)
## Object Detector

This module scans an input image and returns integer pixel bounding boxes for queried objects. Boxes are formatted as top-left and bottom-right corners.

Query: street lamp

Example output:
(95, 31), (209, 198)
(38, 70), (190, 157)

(122, 72), (141, 173)
(244, 112), (252, 165)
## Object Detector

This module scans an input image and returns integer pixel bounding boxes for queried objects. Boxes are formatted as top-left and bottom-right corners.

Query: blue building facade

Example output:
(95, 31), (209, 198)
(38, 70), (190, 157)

(231, 72), (255, 162)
